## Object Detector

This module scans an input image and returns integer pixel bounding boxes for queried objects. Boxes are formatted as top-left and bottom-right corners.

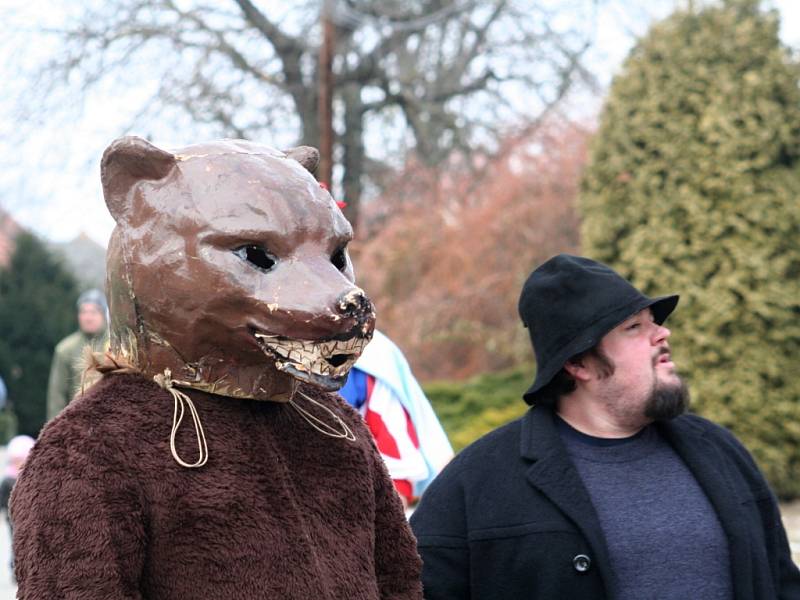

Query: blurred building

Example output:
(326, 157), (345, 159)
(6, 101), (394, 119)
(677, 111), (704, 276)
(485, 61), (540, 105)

(0, 209), (105, 288)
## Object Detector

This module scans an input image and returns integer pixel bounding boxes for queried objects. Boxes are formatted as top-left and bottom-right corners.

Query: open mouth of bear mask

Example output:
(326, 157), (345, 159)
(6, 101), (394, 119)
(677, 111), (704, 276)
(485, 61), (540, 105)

(253, 332), (369, 390)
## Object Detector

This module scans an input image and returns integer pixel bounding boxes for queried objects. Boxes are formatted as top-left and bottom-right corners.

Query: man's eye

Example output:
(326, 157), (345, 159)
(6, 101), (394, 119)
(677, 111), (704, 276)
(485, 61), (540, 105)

(234, 245), (276, 272)
(627, 323), (641, 330)
(331, 247), (348, 271)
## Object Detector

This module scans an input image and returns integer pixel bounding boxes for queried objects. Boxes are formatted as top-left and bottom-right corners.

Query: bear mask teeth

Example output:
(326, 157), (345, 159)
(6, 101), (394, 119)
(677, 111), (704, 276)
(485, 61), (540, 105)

(253, 333), (367, 379)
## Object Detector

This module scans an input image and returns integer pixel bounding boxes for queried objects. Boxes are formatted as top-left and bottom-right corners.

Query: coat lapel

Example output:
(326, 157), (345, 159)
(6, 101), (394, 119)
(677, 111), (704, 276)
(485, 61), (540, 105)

(520, 407), (614, 596)
(658, 416), (753, 600)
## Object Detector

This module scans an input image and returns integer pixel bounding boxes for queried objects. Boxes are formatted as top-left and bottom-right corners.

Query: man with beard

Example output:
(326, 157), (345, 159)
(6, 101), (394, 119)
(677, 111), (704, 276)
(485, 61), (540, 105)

(410, 254), (800, 599)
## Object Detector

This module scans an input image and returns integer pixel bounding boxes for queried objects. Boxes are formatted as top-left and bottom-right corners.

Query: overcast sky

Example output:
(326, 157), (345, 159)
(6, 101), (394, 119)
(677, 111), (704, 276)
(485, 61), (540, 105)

(0, 0), (798, 247)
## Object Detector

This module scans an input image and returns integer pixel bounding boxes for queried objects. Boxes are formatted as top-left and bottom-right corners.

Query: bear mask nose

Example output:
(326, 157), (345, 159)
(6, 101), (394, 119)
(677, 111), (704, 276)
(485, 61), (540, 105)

(336, 289), (373, 323)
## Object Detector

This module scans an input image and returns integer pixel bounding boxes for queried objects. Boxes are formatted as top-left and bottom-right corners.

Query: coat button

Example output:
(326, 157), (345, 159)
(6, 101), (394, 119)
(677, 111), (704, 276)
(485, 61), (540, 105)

(573, 554), (591, 573)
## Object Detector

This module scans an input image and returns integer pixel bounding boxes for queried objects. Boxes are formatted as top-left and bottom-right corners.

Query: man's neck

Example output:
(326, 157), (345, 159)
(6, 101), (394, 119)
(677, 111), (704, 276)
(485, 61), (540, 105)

(556, 393), (647, 438)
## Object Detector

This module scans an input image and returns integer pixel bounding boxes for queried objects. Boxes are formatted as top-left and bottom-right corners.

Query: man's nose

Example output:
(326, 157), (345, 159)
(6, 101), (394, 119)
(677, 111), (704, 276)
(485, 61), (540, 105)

(652, 323), (671, 344)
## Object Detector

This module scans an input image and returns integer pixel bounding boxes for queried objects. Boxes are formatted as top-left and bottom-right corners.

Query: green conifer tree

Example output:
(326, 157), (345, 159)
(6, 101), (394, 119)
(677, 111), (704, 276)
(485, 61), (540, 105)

(581, 0), (800, 497)
(0, 232), (80, 436)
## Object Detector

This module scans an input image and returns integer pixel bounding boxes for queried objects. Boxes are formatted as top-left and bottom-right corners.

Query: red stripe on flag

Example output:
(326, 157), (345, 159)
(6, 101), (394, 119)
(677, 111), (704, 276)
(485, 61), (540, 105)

(364, 375), (401, 459)
(365, 408), (402, 458)
(393, 479), (413, 501)
(406, 406), (419, 449)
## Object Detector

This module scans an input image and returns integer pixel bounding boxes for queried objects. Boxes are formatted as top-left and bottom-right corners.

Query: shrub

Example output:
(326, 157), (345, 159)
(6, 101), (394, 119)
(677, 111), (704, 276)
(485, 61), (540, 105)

(425, 365), (532, 451)
(355, 121), (586, 380)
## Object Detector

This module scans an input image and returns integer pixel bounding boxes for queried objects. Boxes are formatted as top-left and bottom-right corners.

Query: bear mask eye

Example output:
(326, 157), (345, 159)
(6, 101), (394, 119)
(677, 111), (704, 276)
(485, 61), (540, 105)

(234, 245), (276, 272)
(331, 246), (348, 271)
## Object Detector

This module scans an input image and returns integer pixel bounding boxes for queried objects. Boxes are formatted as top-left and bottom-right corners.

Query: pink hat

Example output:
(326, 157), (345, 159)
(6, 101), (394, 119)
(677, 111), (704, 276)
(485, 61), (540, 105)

(5, 435), (35, 478)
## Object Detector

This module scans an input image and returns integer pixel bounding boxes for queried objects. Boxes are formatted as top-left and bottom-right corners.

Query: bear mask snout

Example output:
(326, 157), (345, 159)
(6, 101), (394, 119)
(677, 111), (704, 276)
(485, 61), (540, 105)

(337, 289), (373, 323)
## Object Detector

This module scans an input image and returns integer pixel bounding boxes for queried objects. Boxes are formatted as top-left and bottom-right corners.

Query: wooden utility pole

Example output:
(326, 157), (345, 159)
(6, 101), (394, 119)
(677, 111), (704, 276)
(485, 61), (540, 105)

(318, 0), (335, 188)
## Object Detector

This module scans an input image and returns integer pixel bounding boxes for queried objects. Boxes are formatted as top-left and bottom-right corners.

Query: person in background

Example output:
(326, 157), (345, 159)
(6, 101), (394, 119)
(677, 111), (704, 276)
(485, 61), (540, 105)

(46, 289), (109, 420)
(339, 330), (454, 510)
(0, 434), (35, 578)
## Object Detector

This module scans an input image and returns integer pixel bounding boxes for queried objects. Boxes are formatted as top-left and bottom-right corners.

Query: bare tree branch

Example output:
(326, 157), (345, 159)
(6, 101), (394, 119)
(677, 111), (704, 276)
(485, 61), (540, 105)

(8, 0), (602, 227)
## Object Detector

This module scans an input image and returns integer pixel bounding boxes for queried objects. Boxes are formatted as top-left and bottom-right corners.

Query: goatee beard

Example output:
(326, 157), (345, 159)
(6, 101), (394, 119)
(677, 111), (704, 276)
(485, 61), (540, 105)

(644, 377), (690, 421)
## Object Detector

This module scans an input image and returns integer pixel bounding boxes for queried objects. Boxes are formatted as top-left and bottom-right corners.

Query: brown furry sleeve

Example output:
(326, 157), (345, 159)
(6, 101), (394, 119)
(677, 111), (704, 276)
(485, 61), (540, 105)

(11, 419), (147, 599)
(366, 424), (424, 599)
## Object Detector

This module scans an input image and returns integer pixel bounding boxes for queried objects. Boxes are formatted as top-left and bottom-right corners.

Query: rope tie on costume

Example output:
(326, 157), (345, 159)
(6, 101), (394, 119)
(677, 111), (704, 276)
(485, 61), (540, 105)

(289, 388), (356, 442)
(153, 369), (209, 468)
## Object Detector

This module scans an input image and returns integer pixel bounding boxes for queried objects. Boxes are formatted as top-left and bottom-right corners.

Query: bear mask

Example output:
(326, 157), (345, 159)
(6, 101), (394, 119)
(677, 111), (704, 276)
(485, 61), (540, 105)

(101, 136), (375, 402)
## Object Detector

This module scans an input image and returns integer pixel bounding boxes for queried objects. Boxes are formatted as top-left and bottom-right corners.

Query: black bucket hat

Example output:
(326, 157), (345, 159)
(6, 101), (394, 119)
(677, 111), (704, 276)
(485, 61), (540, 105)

(518, 254), (678, 405)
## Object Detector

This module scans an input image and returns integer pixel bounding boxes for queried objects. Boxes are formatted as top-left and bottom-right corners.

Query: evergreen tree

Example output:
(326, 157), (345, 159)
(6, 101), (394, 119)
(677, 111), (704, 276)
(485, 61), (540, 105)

(0, 232), (80, 436)
(581, 1), (800, 497)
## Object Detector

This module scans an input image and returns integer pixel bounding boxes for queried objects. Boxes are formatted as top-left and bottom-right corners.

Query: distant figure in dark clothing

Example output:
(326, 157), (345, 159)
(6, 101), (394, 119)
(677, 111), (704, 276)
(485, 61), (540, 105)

(0, 376), (7, 412)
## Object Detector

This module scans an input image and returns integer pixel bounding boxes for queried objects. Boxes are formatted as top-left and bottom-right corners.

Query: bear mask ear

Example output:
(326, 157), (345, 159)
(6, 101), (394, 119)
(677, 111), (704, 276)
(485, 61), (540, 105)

(101, 136), (176, 223)
(284, 146), (320, 177)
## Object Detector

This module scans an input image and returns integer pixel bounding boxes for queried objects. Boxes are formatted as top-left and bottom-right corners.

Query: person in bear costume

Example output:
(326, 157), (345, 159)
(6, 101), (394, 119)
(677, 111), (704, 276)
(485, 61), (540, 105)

(10, 137), (422, 599)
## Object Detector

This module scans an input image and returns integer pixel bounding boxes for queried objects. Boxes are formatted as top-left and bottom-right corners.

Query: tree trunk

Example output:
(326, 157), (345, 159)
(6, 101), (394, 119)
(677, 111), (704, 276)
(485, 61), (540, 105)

(317, 1), (336, 186)
(297, 87), (320, 148)
(340, 83), (365, 230)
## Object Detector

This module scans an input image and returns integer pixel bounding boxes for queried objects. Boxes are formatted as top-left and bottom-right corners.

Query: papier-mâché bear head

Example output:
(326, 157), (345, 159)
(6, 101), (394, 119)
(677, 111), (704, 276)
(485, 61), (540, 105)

(101, 136), (375, 401)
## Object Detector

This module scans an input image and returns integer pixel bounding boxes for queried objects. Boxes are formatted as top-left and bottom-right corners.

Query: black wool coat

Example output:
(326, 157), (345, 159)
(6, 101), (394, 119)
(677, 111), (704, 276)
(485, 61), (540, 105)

(410, 406), (800, 599)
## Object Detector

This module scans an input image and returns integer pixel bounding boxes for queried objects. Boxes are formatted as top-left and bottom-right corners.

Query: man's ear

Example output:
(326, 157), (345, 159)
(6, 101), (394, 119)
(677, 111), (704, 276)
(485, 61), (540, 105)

(101, 136), (176, 223)
(563, 359), (593, 383)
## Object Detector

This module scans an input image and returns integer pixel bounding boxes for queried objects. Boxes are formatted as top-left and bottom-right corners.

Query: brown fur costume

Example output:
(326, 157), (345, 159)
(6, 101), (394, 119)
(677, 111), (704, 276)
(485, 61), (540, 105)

(11, 137), (422, 599)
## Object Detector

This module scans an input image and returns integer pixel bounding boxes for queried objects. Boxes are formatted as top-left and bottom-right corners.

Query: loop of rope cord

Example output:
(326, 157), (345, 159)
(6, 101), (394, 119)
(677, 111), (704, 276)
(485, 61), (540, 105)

(153, 369), (209, 468)
(87, 352), (353, 462)
(290, 389), (356, 442)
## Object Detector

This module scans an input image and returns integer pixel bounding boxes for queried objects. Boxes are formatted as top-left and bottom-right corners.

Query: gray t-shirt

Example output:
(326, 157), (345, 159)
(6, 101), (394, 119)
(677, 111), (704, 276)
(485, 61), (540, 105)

(557, 417), (733, 600)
